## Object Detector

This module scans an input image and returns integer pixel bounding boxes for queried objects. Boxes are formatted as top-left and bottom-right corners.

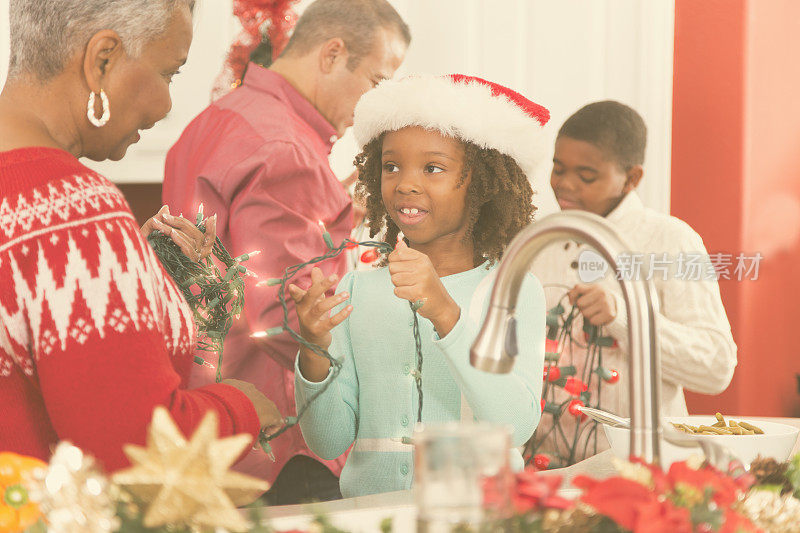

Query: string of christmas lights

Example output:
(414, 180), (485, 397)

(251, 224), (427, 456)
(526, 285), (620, 469)
(150, 208), (428, 461)
(147, 205), (257, 383)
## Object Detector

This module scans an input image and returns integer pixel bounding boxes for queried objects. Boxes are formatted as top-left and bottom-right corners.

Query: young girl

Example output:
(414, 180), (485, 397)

(290, 75), (550, 498)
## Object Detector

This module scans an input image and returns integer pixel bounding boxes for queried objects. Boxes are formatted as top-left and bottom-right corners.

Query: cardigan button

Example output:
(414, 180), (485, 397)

(401, 415), (409, 427)
(400, 463), (409, 475)
(403, 363), (410, 374)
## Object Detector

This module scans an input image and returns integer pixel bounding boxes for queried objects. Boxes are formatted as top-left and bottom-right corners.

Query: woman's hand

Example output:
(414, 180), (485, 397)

(567, 283), (617, 326)
(288, 267), (352, 382)
(140, 205), (217, 262)
(221, 378), (283, 435)
(388, 241), (460, 336)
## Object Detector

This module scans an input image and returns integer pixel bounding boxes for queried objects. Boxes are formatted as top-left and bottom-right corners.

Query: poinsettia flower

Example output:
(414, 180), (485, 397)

(507, 468), (572, 514)
(667, 461), (741, 507)
(627, 457), (670, 494)
(632, 499), (692, 533)
(575, 476), (659, 530)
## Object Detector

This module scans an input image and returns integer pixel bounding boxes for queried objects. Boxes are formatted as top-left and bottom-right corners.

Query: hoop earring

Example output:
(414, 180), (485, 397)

(87, 89), (110, 127)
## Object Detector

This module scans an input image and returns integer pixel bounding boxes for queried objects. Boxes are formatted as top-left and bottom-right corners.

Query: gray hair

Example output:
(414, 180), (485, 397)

(8, 0), (196, 80)
(281, 0), (410, 70)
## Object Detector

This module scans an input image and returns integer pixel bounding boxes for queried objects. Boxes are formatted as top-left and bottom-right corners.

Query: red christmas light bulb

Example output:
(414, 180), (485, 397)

(545, 338), (558, 353)
(360, 249), (378, 263)
(546, 365), (561, 382)
(533, 454), (550, 471)
(564, 376), (588, 396)
(606, 369), (620, 384)
(568, 399), (586, 419)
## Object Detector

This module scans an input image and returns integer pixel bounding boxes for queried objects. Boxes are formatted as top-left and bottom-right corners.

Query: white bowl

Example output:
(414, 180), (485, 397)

(604, 416), (799, 467)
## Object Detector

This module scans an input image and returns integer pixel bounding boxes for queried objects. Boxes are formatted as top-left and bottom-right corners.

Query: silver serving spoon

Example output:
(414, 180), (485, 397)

(576, 406), (745, 470)
(576, 406), (630, 428)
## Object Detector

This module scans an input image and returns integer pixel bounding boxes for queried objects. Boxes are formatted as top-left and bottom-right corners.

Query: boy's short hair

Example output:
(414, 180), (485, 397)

(558, 101), (647, 170)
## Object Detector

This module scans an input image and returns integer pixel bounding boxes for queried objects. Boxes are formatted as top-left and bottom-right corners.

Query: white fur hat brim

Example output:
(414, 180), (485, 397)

(352, 74), (549, 179)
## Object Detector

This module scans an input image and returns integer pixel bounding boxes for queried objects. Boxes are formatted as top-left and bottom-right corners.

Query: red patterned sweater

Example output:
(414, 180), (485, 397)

(0, 147), (260, 470)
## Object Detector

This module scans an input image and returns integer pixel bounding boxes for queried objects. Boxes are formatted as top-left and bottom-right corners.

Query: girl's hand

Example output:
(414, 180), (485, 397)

(388, 241), (461, 336)
(288, 267), (351, 348)
(140, 205), (217, 262)
(567, 283), (617, 326)
(289, 267), (352, 382)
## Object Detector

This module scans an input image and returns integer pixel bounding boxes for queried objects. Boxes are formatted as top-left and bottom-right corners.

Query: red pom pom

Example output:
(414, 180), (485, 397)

(546, 365), (561, 382)
(606, 369), (620, 384)
(533, 454), (550, 471)
(360, 249), (379, 263)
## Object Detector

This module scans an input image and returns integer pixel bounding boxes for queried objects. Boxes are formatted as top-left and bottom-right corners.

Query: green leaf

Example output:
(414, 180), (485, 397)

(380, 517), (394, 533)
(689, 504), (723, 531)
(752, 484), (785, 493)
(22, 520), (48, 533)
(786, 452), (800, 497)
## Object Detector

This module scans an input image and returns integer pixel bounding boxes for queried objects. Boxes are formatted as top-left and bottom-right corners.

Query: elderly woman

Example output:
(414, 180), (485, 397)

(0, 0), (280, 471)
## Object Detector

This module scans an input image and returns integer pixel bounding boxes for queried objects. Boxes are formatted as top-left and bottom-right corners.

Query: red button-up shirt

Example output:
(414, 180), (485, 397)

(163, 64), (351, 483)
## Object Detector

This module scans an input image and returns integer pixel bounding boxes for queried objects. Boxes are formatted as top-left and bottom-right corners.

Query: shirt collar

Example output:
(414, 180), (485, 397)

(242, 63), (339, 151)
(606, 191), (644, 224)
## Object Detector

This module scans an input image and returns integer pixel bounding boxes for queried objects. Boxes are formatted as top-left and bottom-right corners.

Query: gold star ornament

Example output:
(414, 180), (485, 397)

(112, 407), (269, 532)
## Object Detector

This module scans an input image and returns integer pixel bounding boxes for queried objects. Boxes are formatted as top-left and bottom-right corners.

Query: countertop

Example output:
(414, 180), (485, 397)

(254, 416), (800, 531)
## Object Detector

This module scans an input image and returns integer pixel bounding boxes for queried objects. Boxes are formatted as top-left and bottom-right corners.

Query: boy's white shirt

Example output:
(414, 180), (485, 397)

(531, 191), (737, 422)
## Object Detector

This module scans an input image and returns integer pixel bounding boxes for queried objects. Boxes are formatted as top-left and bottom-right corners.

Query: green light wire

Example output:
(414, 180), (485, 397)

(256, 234), (428, 458)
(148, 220), (427, 460)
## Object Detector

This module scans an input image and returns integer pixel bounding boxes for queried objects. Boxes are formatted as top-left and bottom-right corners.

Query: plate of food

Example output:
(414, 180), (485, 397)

(604, 413), (799, 466)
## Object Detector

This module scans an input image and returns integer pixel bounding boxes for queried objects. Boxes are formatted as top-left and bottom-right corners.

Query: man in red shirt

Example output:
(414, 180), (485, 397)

(163, 0), (409, 503)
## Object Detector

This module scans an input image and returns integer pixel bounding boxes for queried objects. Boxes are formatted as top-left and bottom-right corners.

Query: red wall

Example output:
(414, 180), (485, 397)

(672, 0), (800, 416)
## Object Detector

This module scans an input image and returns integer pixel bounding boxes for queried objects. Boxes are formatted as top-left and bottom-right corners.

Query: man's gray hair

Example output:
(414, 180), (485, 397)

(281, 0), (410, 70)
(8, 0), (195, 80)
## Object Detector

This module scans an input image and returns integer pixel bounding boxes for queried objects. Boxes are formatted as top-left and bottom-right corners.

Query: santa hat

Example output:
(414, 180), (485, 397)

(352, 74), (550, 179)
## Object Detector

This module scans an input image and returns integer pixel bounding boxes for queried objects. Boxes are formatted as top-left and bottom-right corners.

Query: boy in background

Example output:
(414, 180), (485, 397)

(530, 101), (736, 464)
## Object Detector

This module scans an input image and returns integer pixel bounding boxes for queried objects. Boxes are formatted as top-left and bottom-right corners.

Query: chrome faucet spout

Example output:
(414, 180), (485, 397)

(470, 210), (663, 465)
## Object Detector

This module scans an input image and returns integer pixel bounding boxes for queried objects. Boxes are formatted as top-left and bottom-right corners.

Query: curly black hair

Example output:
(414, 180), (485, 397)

(354, 132), (536, 267)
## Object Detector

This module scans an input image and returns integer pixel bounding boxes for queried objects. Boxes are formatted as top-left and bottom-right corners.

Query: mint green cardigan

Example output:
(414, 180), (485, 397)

(295, 262), (545, 498)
